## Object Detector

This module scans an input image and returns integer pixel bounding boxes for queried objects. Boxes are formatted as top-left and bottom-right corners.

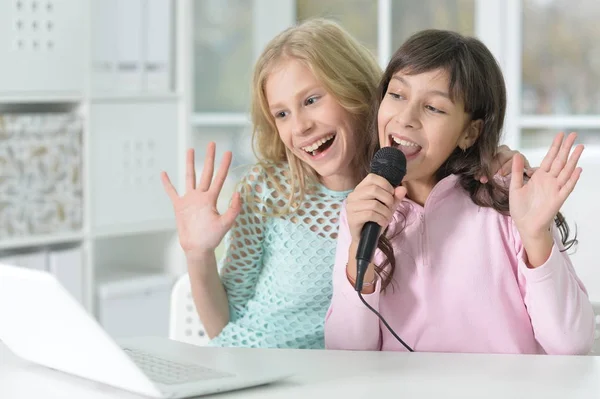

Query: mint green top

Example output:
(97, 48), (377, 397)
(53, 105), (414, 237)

(208, 163), (351, 349)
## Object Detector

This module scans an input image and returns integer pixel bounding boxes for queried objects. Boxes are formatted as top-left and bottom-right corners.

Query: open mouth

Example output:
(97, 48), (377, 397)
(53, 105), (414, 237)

(301, 133), (336, 157)
(389, 135), (422, 158)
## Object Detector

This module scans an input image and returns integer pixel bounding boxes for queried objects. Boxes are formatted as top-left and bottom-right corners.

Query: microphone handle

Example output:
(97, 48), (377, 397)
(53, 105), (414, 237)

(355, 221), (381, 291)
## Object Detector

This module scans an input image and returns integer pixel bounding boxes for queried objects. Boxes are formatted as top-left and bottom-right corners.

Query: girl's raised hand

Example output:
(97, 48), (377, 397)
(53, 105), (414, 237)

(509, 132), (583, 240)
(161, 143), (242, 261)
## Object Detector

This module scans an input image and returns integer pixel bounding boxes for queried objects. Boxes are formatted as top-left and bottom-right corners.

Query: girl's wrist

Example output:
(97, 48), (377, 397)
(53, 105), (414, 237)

(346, 265), (377, 286)
(520, 229), (554, 268)
(185, 248), (215, 262)
(186, 250), (218, 278)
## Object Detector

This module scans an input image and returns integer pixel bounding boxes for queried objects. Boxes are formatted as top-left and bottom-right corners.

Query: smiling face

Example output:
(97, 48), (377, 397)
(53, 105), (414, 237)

(265, 58), (358, 191)
(377, 68), (481, 193)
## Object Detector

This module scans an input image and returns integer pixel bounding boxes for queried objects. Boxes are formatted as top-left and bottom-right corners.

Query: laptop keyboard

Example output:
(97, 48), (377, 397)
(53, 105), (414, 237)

(123, 348), (234, 385)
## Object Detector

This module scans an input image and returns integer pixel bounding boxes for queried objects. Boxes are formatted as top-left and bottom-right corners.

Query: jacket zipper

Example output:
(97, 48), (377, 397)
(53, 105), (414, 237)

(419, 213), (428, 268)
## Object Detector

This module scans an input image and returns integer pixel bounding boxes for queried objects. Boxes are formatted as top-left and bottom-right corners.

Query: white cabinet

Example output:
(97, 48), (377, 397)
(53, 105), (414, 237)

(97, 272), (174, 339)
(89, 101), (178, 234)
(0, 0), (185, 336)
(0, 0), (86, 95)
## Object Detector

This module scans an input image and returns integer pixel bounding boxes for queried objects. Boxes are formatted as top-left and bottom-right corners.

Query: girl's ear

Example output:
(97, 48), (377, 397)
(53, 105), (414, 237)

(460, 119), (483, 150)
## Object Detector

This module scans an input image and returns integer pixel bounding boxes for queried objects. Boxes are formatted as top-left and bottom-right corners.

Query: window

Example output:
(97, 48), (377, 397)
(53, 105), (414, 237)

(296, 0), (379, 58)
(391, 0), (475, 50)
(517, 0), (600, 148)
(191, 1), (293, 173)
(297, 0), (475, 67)
(522, 0), (600, 115)
(193, 0), (253, 113)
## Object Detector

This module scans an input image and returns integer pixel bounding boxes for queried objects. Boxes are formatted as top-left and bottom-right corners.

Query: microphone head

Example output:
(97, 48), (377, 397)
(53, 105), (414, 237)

(370, 147), (407, 187)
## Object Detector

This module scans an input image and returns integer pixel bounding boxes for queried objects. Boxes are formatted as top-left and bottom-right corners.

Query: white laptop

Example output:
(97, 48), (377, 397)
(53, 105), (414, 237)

(0, 263), (290, 398)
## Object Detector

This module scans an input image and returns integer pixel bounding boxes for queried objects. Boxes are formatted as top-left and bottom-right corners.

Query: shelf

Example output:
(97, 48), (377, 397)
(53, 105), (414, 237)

(0, 93), (83, 104)
(92, 220), (176, 239)
(96, 270), (175, 297)
(519, 116), (600, 130)
(0, 232), (85, 251)
(192, 113), (251, 126)
(0, 94), (180, 104)
(90, 93), (180, 103)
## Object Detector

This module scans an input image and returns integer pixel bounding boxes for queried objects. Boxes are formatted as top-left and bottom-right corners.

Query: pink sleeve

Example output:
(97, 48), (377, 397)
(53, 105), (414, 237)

(515, 224), (595, 355)
(324, 202), (382, 350)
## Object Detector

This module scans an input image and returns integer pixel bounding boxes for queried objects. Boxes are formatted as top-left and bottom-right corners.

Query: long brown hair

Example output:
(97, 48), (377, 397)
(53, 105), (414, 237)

(368, 29), (576, 290)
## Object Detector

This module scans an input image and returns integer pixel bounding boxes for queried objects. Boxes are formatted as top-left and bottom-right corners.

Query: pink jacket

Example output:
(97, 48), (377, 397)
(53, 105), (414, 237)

(325, 175), (595, 355)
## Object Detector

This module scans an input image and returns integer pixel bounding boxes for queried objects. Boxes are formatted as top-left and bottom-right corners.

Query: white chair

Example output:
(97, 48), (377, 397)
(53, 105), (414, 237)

(590, 302), (600, 355)
(168, 273), (210, 346)
(167, 277), (600, 353)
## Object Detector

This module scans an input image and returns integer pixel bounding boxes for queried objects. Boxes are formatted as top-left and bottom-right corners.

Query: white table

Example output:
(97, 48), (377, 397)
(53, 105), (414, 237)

(2, 336), (600, 399)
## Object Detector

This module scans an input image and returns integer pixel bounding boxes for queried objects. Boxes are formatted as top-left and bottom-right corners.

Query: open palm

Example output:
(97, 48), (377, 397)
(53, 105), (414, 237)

(510, 132), (583, 239)
(161, 143), (241, 258)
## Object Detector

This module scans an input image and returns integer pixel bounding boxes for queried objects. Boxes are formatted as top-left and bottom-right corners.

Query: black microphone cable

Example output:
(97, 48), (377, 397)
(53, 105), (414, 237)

(353, 146), (413, 352)
(356, 286), (414, 352)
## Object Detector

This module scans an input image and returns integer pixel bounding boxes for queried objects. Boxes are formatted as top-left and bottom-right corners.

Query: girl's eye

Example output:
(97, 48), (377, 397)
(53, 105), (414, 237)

(425, 105), (445, 114)
(388, 92), (404, 100)
(305, 96), (319, 105)
(274, 111), (288, 119)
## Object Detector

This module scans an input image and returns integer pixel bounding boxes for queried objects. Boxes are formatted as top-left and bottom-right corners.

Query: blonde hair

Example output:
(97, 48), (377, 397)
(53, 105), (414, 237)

(250, 18), (382, 213)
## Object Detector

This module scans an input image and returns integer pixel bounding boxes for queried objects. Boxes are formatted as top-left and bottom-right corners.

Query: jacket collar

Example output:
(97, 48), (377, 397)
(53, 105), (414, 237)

(396, 174), (461, 216)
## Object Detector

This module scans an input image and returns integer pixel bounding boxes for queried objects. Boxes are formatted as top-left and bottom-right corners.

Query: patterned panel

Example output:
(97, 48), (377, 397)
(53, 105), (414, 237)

(0, 112), (83, 238)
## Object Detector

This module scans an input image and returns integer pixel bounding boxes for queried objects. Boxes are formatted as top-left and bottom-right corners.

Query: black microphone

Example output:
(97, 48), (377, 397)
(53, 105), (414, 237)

(355, 147), (407, 291)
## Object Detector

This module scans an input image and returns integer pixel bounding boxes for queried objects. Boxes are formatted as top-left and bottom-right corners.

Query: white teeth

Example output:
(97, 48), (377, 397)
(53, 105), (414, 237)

(301, 134), (335, 153)
(391, 136), (419, 147)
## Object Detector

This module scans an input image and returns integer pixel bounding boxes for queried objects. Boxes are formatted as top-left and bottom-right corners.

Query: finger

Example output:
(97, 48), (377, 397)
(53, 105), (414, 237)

(185, 148), (196, 192)
(350, 185), (396, 208)
(221, 192), (242, 230)
(394, 186), (407, 201)
(198, 142), (216, 192)
(509, 150), (532, 174)
(347, 201), (394, 224)
(390, 186), (407, 212)
(557, 144), (584, 188)
(500, 159), (514, 176)
(491, 145), (515, 176)
(539, 132), (565, 172)
(353, 210), (391, 229)
(488, 156), (503, 178)
(161, 171), (179, 202)
(210, 151), (233, 196)
(525, 167), (538, 177)
(509, 154), (525, 192)
(558, 167), (582, 201)
(348, 199), (395, 218)
(357, 174), (395, 194)
(550, 132), (578, 177)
